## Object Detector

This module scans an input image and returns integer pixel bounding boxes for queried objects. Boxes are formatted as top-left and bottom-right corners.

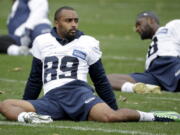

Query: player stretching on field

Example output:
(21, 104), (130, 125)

(108, 11), (180, 93)
(0, 8), (180, 123)
(0, 0), (51, 55)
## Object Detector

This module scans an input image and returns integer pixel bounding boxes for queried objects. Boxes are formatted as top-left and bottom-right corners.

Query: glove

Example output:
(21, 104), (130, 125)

(20, 28), (31, 46)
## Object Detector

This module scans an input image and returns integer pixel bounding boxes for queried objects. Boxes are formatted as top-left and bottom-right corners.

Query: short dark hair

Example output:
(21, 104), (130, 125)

(54, 6), (75, 21)
(136, 11), (160, 24)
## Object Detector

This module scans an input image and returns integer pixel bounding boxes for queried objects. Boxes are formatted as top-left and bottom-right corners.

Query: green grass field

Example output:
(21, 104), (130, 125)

(0, 0), (180, 135)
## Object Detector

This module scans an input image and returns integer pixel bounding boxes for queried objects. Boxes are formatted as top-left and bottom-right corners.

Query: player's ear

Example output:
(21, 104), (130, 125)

(54, 20), (58, 27)
(149, 17), (156, 25)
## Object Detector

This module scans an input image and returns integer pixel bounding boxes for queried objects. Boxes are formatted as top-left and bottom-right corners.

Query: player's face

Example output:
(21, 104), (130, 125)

(55, 9), (79, 39)
(135, 17), (154, 40)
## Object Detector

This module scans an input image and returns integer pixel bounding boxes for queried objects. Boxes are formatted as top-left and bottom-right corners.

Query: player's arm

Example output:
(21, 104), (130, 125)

(23, 57), (43, 100)
(89, 59), (118, 110)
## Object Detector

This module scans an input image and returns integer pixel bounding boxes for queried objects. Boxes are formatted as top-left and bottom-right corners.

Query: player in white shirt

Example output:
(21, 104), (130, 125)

(1, 8), (180, 123)
(0, 0), (51, 55)
(108, 11), (180, 93)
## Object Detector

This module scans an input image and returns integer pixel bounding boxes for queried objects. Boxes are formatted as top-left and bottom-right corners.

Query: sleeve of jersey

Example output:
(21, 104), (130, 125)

(86, 37), (102, 65)
(89, 59), (118, 110)
(155, 23), (180, 56)
(32, 37), (42, 59)
(165, 20), (180, 43)
(172, 21), (180, 44)
(23, 57), (43, 100)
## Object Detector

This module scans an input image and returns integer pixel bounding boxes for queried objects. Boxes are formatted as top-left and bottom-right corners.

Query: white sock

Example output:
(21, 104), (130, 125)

(137, 111), (155, 121)
(17, 112), (27, 122)
(121, 82), (134, 92)
(7, 44), (20, 56)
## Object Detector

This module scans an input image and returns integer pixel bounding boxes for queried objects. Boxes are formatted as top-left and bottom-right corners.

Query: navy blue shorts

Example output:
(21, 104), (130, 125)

(131, 56), (180, 92)
(28, 80), (103, 121)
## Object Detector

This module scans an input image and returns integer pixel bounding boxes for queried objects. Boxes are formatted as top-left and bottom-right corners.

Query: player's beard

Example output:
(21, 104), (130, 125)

(66, 29), (77, 40)
(140, 25), (154, 40)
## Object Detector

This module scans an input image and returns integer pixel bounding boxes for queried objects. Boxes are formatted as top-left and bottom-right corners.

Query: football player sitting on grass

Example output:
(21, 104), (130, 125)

(108, 11), (180, 94)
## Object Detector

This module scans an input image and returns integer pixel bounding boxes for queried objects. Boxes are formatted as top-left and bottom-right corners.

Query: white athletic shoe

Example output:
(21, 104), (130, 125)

(133, 83), (161, 94)
(23, 112), (53, 124)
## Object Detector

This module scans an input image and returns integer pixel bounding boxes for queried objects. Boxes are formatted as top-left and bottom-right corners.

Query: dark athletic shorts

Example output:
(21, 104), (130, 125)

(28, 80), (103, 121)
(131, 56), (180, 92)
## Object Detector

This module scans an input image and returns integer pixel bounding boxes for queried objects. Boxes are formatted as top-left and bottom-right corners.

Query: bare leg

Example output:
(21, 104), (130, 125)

(107, 74), (136, 90)
(88, 103), (140, 122)
(0, 99), (36, 121)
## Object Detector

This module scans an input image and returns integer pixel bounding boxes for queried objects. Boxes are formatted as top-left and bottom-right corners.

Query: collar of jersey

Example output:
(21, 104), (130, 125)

(50, 27), (84, 46)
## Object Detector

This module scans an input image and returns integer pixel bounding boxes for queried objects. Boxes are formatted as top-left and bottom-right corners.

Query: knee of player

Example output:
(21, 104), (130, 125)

(1, 99), (14, 113)
(100, 112), (118, 122)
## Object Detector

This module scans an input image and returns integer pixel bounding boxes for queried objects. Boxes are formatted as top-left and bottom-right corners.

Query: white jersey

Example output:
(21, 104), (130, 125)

(32, 33), (102, 94)
(145, 19), (180, 70)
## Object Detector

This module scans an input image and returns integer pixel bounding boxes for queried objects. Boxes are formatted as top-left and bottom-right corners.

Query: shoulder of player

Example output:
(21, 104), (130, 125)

(33, 33), (53, 48)
(165, 19), (180, 27)
(79, 35), (98, 40)
(155, 19), (180, 36)
(78, 35), (99, 46)
(34, 33), (52, 43)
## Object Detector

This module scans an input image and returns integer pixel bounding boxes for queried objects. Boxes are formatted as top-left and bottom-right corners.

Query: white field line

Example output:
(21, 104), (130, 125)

(147, 97), (180, 102)
(0, 78), (26, 84)
(103, 55), (145, 62)
(0, 121), (167, 135)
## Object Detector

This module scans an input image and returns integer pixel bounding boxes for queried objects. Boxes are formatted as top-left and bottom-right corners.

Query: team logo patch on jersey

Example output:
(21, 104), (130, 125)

(157, 28), (168, 34)
(73, 49), (86, 60)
